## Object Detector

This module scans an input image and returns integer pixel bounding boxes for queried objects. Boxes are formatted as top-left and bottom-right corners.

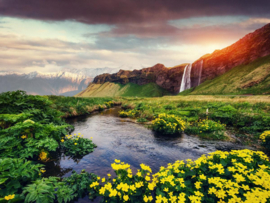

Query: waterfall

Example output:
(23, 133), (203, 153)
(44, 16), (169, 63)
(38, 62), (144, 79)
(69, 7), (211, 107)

(179, 63), (192, 92)
(198, 60), (203, 86)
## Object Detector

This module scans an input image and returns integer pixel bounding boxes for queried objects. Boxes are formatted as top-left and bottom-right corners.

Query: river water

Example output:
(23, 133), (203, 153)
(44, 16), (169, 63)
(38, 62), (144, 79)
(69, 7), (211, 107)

(45, 107), (251, 202)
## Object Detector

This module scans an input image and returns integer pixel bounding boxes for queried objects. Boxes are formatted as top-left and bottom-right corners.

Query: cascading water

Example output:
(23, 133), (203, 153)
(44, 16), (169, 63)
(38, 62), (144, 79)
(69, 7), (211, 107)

(179, 63), (192, 92)
(198, 60), (203, 86)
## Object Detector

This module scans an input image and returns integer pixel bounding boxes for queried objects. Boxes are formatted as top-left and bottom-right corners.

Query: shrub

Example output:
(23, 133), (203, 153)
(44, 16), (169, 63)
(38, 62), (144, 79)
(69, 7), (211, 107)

(260, 131), (270, 150)
(152, 114), (186, 135)
(90, 150), (270, 203)
(197, 119), (226, 140)
(62, 133), (97, 157)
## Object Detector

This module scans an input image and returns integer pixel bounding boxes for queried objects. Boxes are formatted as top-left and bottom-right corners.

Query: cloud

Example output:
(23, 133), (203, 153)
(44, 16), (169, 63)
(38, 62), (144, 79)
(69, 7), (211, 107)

(0, 0), (270, 25)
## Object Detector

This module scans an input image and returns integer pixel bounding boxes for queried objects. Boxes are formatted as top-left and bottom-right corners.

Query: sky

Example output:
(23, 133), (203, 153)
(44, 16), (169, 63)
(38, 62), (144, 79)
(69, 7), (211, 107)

(0, 0), (270, 73)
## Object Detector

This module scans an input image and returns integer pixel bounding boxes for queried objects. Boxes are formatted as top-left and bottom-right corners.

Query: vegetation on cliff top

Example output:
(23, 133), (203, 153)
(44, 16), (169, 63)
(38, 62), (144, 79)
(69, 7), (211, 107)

(76, 82), (171, 97)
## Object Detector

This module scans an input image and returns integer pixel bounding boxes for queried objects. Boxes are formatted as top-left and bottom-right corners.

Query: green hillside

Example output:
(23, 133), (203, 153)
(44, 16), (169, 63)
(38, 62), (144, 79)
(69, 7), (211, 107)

(76, 82), (171, 97)
(185, 55), (270, 95)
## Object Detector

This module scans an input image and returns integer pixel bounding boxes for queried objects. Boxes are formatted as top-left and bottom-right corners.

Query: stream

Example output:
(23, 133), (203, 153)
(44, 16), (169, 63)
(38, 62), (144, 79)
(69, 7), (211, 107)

(45, 107), (252, 202)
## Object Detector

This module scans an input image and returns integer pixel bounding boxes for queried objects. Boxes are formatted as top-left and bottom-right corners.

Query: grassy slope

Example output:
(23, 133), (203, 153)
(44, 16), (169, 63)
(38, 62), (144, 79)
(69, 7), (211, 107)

(188, 55), (270, 95)
(76, 82), (171, 97)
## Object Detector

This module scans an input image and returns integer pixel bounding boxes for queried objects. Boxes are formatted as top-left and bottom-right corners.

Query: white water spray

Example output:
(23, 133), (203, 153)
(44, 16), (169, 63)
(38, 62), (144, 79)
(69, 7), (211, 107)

(179, 63), (192, 92)
(198, 60), (203, 86)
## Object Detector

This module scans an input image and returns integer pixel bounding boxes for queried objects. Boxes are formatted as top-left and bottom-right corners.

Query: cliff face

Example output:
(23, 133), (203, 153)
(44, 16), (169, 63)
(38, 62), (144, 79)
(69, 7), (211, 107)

(93, 63), (188, 93)
(192, 23), (270, 87)
(92, 23), (270, 94)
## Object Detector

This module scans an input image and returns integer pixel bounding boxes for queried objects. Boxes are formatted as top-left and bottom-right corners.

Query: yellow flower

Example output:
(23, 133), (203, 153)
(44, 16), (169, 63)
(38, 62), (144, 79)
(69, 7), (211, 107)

(143, 195), (148, 202)
(4, 194), (15, 200)
(39, 151), (48, 161)
(61, 139), (64, 142)
(123, 195), (129, 201)
(21, 135), (27, 139)
(74, 143), (77, 145)
(107, 174), (111, 177)
(91, 137), (93, 139)
(40, 169), (46, 173)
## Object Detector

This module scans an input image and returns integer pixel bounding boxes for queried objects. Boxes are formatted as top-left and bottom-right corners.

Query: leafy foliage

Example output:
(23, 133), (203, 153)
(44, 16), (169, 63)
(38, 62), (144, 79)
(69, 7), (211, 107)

(190, 118), (226, 140)
(62, 133), (97, 157)
(152, 114), (186, 135)
(260, 131), (270, 151)
(62, 170), (98, 198)
(23, 170), (98, 203)
(23, 177), (59, 203)
(0, 158), (43, 197)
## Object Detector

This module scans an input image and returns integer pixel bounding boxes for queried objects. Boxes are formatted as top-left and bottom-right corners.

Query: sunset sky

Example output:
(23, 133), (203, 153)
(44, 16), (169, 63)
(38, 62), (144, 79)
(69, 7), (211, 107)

(0, 0), (270, 73)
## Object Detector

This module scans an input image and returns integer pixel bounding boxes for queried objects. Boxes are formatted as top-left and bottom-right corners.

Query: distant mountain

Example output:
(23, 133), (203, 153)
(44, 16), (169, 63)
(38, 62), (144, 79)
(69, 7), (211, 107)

(62, 67), (135, 78)
(81, 23), (270, 96)
(0, 71), (93, 96)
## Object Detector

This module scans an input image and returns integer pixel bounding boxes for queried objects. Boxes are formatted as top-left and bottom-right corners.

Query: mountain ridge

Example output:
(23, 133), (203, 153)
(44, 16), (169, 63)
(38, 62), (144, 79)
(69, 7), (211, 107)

(87, 23), (270, 95)
(0, 71), (93, 95)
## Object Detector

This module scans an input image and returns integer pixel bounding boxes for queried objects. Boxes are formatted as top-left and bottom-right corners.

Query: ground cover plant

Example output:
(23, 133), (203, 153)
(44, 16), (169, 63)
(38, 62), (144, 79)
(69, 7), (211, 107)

(1, 91), (270, 202)
(62, 133), (97, 157)
(260, 131), (270, 151)
(89, 149), (270, 203)
(119, 96), (270, 144)
(0, 91), (103, 202)
(152, 113), (186, 135)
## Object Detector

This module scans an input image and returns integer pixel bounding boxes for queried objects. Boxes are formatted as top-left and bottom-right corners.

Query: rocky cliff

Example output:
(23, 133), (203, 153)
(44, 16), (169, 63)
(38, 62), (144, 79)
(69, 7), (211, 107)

(93, 63), (188, 93)
(191, 23), (270, 88)
(92, 23), (270, 94)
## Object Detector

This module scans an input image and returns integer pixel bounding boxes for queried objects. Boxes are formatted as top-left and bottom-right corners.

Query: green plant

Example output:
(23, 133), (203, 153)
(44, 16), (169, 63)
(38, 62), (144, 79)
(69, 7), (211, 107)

(62, 133), (97, 157)
(90, 159), (153, 203)
(63, 170), (98, 199)
(90, 150), (270, 203)
(55, 184), (76, 203)
(137, 118), (148, 122)
(260, 131), (270, 151)
(119, 109), (139, 118)
(0, 158), (43, 198)
(23, 177), (59, 203)
(105, 101), (115, 108)
(98, 104), (105, 111)
(197, 118), (226, 140)
(152, 114), (186, 135)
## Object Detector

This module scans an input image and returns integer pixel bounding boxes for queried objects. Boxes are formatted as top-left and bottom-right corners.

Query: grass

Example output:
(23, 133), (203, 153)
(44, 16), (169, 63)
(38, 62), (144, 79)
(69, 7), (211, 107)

(188, 55), (270, 95)
(47, 95), (118, 117)
(120, 95), (270, 143)
(76, 82), (171, 97)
